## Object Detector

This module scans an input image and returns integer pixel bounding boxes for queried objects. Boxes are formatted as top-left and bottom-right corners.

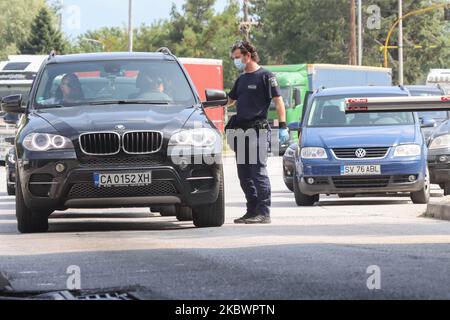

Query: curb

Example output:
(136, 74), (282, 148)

(425, 198), (450, 221)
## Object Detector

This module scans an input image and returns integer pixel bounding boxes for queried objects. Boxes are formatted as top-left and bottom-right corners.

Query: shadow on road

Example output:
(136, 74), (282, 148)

(47, 219), (196, 233)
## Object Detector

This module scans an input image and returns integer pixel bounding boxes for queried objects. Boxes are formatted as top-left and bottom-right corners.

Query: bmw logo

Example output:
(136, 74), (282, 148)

(355, 148), (367, 158)
(115, 124), (126, 130)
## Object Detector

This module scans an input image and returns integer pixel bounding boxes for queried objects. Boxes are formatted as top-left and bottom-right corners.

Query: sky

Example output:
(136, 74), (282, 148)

(57, 0), (230, 39)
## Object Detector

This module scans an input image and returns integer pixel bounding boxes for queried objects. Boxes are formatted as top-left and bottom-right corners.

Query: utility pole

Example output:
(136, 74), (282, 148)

(58, 0), (64, 32)
(240, 0), (259, 41)
(128, 0), (133, 52)
(357, 0), (363, 65)
(349, 0), (357, 65)
(242, 0), (250, 41)
(398, 0), (404, 85)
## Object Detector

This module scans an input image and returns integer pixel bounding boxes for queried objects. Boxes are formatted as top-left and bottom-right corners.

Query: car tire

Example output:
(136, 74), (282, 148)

(443, 182), (450, 196)
(293, 174), (319, 206)
(160, 206), (176, 217)
(192, 173), (225, 228)
(7, 184), (15, 196)
(410, 168), (431, 204)
(176, 206), (193, 221)
(285, 181), (294, 192)
(15, 173), (50, 233)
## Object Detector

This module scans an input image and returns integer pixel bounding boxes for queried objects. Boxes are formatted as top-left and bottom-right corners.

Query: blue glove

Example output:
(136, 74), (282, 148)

(279, 128), (290, 144)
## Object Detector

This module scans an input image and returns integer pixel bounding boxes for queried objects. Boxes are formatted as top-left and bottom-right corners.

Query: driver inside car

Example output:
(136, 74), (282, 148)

(130, 70), (171, 101)
(41, 73), (85, 105)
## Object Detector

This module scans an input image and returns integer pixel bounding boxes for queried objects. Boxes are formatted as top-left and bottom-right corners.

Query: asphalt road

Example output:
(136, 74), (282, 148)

(0, 157), (450, 299)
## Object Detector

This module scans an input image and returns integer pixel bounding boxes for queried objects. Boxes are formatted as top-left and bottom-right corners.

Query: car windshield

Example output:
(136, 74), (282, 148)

(307, 95), (415, 127)
(34, 59), (196, 108)
(418, 111), (448, 121)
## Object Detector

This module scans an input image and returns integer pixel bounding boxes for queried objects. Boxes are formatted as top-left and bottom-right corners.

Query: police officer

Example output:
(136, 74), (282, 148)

(226, 41), (289, 224)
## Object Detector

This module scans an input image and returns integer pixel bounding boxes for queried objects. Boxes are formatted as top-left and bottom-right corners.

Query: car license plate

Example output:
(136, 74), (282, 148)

(94, 172), (152, 187)
(340, 165), (381, 176)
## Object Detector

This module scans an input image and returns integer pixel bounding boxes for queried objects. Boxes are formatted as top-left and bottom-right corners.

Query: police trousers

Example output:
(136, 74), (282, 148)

(234, 129), (272, 217)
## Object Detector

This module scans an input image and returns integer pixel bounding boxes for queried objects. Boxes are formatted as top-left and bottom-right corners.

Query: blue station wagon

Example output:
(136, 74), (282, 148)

(289, 86), (430, 206)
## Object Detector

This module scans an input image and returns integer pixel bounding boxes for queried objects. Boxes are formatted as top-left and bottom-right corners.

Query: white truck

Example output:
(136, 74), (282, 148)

(427, 69), (450, 92)
(0, 55), (47, 164)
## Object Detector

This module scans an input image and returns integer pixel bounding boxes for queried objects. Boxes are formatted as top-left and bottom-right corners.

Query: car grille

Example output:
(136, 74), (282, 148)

(79, 132), (121, 155)
(332, 176), (391, 189)
(68, 181), (178, 199)
(79, 155), (165, 167)
(332, 147), (389, 159)
(123, 131), (163, 154)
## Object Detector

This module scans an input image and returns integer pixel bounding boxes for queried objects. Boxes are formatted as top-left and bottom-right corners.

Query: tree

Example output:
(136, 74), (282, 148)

(362, 0), (450, 84)
(20, 7), (67, 55)
(252, 0), (350, 65)
(70, 1), (240, 88)
(0, 0), (47, 58)
(251, 0), (450, 84)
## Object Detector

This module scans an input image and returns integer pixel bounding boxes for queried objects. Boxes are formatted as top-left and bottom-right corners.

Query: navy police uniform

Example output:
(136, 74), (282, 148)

(228, 68), (281, 217)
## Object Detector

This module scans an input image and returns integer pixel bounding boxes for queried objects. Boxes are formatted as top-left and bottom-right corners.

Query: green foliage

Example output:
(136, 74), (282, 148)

(252, 0), (450, 84)
(62, 0), (449, 86)
(0, 0), (47, 59)
(20, 7), (67, 55)
(72, 0), (241, 89)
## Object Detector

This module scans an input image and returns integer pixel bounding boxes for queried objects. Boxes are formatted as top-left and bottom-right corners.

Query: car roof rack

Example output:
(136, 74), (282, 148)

(157, 47), (173, 55)
(437, 83), (447, 94)
(47, 50), (57, 61)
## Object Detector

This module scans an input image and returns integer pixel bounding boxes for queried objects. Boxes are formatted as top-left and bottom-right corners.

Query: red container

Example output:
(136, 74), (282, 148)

(180, 58), (225, 132)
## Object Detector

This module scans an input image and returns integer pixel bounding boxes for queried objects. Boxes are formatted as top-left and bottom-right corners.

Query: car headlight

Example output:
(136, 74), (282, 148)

(169, 128), (220, 148)
(429, 134), (450, 150)
(394, 144), (421, 157)
(23, 133), (74, 152)
(301, 147), (327, 159)
(284, 146), (296, 158)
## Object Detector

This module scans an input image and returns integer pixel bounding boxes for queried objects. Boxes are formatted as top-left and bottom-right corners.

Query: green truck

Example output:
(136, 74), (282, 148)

(264, 64), (392, 153)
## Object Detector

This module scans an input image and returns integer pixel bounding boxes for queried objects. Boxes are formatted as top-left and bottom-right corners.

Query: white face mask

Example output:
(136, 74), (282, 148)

(234, 58), (246, 71)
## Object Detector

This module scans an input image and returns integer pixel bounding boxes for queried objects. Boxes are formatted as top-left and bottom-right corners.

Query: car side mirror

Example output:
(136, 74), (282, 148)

(293, 88), (302, 107)
(421, 117), (436, 128)
(203, 89), (228, 108)
(288, 121), (301, 131)
(1, 94), (25, 114)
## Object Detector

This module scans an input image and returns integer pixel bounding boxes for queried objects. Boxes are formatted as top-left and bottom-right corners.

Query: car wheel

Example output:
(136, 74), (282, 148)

(160, 206), (176, 217)
(442, 182), (450, 196)
(285, 181), (294, 192)
(7, 184), (15, 196)
(176, 206), (193, 221)
(410, 168), (430, 204)
(15, 173), (50, 233)
(293, 174), (319, 206)
(192, 172), (225, 228)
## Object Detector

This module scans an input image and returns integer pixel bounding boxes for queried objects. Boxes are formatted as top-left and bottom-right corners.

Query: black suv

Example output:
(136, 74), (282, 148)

(1, 51), (228, 233)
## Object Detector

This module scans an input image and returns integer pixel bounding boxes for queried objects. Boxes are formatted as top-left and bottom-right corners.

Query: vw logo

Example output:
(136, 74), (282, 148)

(355, 148), (367, 158)
(115, 124), (126, 130)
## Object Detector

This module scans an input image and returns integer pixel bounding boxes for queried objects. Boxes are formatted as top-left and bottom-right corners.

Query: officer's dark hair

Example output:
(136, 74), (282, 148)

(231, 40), (260, 63)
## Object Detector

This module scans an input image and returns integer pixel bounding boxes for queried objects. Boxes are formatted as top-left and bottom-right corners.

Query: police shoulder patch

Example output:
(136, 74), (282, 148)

(269, 76), (279, 88)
